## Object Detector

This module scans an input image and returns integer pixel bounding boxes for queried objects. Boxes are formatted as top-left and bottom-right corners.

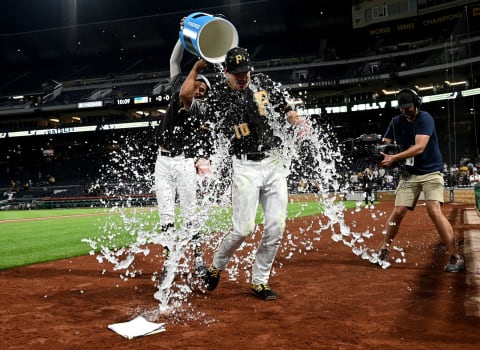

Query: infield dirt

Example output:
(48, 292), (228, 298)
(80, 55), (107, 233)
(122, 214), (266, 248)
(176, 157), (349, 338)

(1, 202), (479, 350)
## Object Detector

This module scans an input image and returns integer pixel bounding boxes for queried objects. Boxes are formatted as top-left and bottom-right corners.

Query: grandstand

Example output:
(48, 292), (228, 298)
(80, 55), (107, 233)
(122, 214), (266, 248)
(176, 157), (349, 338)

(0, 0), (479, 208)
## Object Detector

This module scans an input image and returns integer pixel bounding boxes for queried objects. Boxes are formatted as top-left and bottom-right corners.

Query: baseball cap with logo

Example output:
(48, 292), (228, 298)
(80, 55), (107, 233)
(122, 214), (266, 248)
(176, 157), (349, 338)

(225, 47), (253, 73)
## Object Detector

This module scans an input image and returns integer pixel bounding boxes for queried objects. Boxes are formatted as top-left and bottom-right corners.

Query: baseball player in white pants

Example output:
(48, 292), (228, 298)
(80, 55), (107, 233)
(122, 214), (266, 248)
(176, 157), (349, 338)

(203, 47), (310, 300)
(153, 20), (212, 277)
(154, 154), (197, 232)
(212, 156), (289, 285)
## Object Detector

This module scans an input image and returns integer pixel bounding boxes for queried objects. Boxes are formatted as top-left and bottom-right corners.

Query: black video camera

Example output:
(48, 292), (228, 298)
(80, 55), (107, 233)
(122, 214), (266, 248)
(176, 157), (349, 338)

(370, 143), (402, 165)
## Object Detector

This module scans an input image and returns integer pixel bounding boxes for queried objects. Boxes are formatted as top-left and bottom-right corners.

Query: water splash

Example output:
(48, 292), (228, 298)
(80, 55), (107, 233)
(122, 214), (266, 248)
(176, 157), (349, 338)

(83, 74), (390, 323)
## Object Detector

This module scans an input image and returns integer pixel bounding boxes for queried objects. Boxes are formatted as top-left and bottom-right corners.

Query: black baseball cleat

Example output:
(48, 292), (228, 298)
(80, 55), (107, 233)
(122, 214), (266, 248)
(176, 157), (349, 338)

(163, 246), (170, 258)
(204, 265), (222, 291)
(444, 255), (465, 272)
(194, 255), (207, 278)
(251, 284), (277, 300)
(377, 248), (391, 269)
(159, 264), (168, 283)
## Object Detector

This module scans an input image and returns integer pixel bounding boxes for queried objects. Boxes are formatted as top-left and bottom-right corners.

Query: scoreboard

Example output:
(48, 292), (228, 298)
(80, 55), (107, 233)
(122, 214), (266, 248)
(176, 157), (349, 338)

(114, 93), (171, 107)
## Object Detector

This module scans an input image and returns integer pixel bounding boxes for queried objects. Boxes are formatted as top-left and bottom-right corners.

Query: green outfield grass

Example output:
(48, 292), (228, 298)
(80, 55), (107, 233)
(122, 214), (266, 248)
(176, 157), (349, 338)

(0, 200), (359, 270)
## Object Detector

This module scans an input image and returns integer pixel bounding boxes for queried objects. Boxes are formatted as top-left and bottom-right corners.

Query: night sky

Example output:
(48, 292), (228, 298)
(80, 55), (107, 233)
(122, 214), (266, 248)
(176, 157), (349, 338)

(0, 0), (346, 34)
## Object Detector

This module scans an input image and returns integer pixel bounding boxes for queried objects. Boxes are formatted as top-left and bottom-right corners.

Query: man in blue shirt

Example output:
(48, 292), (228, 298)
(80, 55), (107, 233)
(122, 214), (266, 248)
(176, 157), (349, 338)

(376, 88), (464, 272)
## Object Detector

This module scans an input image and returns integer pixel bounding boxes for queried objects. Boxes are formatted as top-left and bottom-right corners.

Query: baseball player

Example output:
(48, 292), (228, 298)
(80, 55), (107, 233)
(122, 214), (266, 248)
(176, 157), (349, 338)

(153, 20), (212, 278)
(203, 47), (310, 300)
(362, 167), (375, 207)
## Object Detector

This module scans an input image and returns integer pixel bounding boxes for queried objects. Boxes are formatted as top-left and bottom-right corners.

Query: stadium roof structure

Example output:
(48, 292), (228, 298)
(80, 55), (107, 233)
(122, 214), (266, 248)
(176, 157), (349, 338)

(0, 0), (479, 181)
(0, 0), (353, 95)
(0, 0), (479, 139)
(0, 1), (478, 93)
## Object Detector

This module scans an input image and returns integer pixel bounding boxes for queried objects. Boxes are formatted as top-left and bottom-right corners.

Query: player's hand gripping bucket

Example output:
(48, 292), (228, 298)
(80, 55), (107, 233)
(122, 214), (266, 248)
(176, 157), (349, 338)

(180, 12), (239, 63)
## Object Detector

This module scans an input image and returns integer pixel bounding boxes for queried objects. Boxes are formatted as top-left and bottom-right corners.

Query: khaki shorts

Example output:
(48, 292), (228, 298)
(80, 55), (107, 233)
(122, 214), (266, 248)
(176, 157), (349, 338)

(395, 171), (445, 209)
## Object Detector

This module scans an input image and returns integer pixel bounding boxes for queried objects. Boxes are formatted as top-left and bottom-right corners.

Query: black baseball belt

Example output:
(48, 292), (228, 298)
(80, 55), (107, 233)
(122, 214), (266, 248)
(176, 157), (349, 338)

(159, 148), (195, 158)
(160, 150), (177, 157)
(235, 152), (270, 161)
(159, 147), (183, 157)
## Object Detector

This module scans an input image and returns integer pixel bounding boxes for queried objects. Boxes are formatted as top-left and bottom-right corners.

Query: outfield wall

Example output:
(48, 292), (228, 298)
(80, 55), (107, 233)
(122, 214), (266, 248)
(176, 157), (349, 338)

(1, 189), (476, 210)
(289, 189), (476, 205)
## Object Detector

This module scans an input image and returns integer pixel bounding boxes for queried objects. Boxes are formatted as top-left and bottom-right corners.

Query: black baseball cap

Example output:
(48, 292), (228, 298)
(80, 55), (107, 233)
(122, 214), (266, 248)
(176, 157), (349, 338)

(397, 90), (415, 108)
(225, 47), (253, 73)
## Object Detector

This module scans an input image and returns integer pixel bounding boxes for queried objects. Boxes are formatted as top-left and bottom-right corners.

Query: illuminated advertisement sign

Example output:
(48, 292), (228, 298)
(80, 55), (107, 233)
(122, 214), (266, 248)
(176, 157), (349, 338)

(133, 96), (150, 104)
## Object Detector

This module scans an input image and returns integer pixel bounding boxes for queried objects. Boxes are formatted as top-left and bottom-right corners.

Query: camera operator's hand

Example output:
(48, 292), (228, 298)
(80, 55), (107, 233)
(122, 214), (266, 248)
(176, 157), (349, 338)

(380, 152), (397, 168)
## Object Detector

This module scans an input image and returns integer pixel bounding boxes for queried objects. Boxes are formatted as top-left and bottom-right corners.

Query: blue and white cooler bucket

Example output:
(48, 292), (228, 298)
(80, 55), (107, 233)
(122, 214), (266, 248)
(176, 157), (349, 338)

(180, 12), (239, 63)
